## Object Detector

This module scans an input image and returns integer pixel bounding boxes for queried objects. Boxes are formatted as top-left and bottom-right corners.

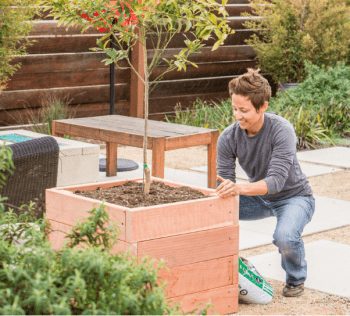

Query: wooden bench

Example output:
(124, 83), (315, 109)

(52, 115), (219, 188)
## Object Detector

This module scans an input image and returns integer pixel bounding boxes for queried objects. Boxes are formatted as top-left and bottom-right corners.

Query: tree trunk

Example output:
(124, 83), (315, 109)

(141, 27), (151, 195)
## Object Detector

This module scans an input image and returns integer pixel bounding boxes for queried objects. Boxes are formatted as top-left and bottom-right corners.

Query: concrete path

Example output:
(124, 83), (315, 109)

(297, 146), (350, 169)
(247, 240), (350, 298)
(239, 195), (350, 249)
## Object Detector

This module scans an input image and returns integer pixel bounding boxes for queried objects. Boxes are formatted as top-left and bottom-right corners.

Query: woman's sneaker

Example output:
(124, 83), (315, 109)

(282, 283), (304, 297)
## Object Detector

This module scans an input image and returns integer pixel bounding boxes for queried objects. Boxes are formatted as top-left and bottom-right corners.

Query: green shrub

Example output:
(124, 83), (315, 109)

(167, 99), (233, 132)
(0, 0), (41, 91)
(0, 206), (176, 315)
(0, 146), (14, 190)
(244, 0), (350, 83)
(170, 63), (349, 149)
(270, 63), (350, 145)
(0, 146), (14, 212)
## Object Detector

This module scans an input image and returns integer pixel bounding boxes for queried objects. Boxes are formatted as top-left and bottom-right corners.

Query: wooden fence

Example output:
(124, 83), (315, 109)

(0, 0), (256, 125)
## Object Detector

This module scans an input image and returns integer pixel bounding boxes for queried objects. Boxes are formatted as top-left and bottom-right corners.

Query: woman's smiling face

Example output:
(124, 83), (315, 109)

(231, 94), (268, 136)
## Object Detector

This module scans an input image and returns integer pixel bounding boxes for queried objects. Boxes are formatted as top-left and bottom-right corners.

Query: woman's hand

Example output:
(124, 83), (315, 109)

(216, 175), (241, 198)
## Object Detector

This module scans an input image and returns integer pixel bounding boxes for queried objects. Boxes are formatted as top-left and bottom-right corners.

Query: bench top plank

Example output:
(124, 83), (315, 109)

(54, 115), (216, 139)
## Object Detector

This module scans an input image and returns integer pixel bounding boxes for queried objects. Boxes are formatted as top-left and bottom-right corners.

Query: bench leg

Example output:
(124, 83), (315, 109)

(106, 142), (118, 176)
(207, 131), (219, 188)
(152, 138), (165, 179)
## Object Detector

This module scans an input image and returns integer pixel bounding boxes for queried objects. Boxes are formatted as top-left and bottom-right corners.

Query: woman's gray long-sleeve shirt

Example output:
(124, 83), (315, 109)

(217, 112), (312, 201)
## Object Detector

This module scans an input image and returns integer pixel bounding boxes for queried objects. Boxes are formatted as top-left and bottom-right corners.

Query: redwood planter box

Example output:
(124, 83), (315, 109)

(46, 178), (239, 314)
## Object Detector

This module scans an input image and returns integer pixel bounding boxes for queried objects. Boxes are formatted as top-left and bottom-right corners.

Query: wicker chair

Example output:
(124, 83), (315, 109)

(0, 136), (59, 217)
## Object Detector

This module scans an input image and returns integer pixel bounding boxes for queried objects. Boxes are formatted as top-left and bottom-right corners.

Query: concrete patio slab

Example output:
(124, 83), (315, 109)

(297, 146), (350, 169)
(239, 228), (272, 250)
(191, 161), (341, 180)
(191, 163), (249, 180)
(247, 240), (350, 298)
(238, 195), (350, 249)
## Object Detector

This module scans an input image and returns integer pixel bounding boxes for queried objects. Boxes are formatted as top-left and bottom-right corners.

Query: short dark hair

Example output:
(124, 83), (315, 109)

(228, 69), (271, 111)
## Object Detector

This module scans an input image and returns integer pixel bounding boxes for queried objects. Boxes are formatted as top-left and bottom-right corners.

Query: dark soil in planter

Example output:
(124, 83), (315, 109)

(75, 181), (207, 208)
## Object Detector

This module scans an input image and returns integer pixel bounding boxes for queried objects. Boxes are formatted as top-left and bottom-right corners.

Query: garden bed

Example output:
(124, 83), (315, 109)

(46, 177), (240, 314)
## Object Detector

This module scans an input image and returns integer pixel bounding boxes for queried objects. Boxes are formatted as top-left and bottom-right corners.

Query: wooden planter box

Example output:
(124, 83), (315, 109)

(46, 178), (239, 314)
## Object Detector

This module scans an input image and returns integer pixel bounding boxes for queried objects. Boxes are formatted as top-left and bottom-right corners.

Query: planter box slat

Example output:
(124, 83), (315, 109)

(48, 220), (71, 250)
(49, 219), (136, 255)
(158, 255), (238, 298)
(46, 189), (127, 240)
(137, 225), (238, 267)
(169, 284), (238, 315)
(126, 197), (237, 242)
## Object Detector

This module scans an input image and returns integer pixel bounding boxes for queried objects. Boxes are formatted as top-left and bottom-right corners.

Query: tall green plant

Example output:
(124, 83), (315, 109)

(0, 0), (41, 91)
(44, 0), (234, 194)
(28, 95), (72, 135)
(280, 106), (331, 149)
(168, 99), (233, 132)
(244, 0), (350, 83)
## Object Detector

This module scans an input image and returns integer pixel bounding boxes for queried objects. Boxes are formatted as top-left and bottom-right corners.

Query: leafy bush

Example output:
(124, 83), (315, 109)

(270, 63), (350, 148)
(167, 99), (233, 132)
(0, 0), (41, 91)
(0, 206), (176, 315)
(0, 146), (14, 190)
(0, 146), (14, 212)
(170, 63), (349, 150)
(244, 0), (350, 83)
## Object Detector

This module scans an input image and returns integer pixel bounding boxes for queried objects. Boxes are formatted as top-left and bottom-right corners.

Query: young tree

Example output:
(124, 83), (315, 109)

(45, 0), (234, 194)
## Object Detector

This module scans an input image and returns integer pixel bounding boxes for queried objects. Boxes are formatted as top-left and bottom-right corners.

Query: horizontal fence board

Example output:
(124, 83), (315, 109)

(225, 4), (252, 16)
(25, 29), (255, 55)
(0, 101), (128, 126)
(227, 0), (250, 3)
(151, 76), (233, 97)
(6, 68), (130, 91)
(26, 34), (100, 54)
(13, 52), (112, 74)
(30, 20), (97, 36)
(149, 92), (229, 114)
(147, 29), (254, 50)
(151, 60), (256, 81)
(0, 84), (128, 110)
(150, 45), (256, 64)
(228, 16), (261, 29)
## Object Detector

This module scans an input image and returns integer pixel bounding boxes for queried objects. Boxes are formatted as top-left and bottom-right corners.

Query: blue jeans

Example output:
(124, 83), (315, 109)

(240, 195), (315, 285)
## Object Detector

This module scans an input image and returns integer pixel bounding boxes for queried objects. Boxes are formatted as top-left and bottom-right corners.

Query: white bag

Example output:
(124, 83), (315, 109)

(238, 257), (274, 304)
